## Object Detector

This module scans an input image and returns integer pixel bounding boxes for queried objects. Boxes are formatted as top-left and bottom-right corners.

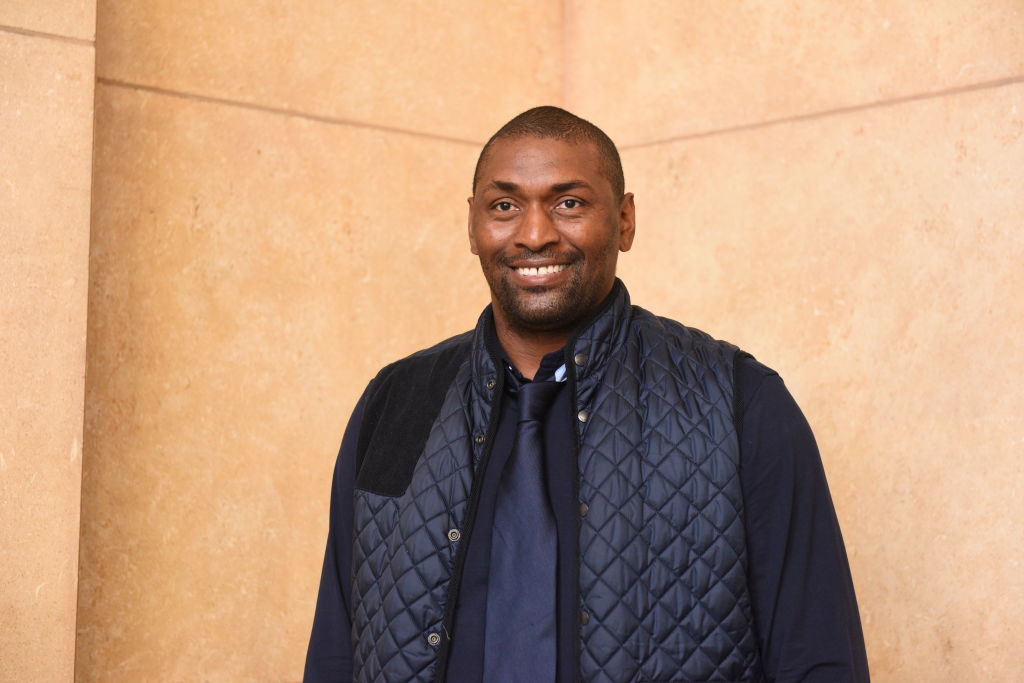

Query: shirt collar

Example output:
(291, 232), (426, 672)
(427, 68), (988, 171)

(501, 347), (568, 386)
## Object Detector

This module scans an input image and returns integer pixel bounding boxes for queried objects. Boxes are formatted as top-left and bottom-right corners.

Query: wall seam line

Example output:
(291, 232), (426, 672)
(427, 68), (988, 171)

(0, 23), (93, 46)
(96, 77), (485, 147)
(621, 74), (1024, 150)
(73, 43), (101, 683)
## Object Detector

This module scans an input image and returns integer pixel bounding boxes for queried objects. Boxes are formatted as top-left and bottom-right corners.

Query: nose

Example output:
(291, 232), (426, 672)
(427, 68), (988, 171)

(515, 202), (560, 252)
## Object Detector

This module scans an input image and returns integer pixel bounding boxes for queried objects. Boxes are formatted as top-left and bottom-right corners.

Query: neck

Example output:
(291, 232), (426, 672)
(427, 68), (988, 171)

(488, 280), (620, 379)
(492, 316), (571, 381)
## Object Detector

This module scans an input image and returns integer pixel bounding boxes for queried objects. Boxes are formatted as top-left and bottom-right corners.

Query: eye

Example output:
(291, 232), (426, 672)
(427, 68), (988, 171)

(558, 198), (582, 210)
(493, 201), (514, 212)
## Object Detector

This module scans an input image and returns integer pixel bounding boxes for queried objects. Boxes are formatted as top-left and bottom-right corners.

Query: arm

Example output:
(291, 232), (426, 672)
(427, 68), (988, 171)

(304, 391), (368, 683)
(737, 357), (870, 682)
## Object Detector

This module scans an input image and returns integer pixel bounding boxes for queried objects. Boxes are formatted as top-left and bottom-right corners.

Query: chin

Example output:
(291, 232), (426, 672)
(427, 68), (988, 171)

(486, 265), (597, 332)
(503, 292), (586, 331)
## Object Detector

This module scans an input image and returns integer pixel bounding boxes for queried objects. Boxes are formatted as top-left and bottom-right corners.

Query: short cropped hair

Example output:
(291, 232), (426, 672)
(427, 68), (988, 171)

(472, 106), (625, 199)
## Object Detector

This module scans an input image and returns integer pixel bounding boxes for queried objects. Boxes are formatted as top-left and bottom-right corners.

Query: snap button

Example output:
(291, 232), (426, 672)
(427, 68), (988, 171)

(573, 352), (588, 367)
(577, 409), (589, 423)
(474, 434), (485, 445)
(427, 632), (441, 647)
(486, 378), (496, 390)
(579, 502), (589, 518)
(447, 528), (461, 542)
(580, 610), (590, 625)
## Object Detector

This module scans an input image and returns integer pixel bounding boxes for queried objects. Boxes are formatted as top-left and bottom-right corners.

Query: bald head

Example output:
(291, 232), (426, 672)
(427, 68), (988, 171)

(472, 106), (624, 199)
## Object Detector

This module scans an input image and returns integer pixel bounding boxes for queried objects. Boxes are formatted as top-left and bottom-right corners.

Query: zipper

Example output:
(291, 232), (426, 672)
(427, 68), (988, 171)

(433, 366), (506, 682)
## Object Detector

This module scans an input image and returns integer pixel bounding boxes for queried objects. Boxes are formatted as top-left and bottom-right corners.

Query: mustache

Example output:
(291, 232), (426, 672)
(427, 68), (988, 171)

(497, 248), (582, 267)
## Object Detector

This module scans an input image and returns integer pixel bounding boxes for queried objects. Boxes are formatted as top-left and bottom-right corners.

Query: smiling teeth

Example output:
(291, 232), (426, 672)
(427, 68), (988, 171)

(517, 264), (567, 276)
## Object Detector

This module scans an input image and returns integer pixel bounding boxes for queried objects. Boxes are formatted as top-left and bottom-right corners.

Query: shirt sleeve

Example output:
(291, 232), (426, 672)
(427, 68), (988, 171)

(736, 356), (870, 682)
(303, 390), (368, 683)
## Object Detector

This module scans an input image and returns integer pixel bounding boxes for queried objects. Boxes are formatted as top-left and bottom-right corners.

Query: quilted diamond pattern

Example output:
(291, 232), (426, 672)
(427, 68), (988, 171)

(575, 306), (761, 682)
(352, 360), (484, 683)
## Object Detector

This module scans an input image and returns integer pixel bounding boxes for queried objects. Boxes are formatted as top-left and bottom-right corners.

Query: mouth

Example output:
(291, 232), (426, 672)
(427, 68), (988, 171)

(513, 263), (568, 277)
(500, 251), (579, 288)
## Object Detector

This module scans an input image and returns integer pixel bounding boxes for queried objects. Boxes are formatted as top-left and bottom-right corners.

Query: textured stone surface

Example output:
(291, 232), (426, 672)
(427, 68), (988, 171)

(95, 0), (561, 143)
(78, 83), (488, 681)
(0, 0), (95, 40)
(619, 81), (1024, 681)
(0, 30), (95, 683)
(566, 0), (1024, 146)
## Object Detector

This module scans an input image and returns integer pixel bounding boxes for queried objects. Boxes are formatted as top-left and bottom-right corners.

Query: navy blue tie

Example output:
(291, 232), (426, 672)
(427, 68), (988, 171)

(485, 379), (561, 682)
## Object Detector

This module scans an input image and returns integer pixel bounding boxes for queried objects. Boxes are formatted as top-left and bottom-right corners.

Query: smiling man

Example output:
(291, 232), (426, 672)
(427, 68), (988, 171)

(304, 107), (869, 682)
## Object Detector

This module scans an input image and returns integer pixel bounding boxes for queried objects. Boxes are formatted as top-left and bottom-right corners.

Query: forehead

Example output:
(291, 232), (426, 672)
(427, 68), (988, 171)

(477, 136), (606, 190)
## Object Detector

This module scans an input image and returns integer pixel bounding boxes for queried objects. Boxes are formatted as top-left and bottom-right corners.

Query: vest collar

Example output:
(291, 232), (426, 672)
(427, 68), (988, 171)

(470, 279), (633, 399)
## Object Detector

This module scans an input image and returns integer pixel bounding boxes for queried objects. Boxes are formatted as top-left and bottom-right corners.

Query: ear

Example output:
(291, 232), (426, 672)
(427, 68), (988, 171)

(617, 192), (636, 252)
(467, 196), (479, 255)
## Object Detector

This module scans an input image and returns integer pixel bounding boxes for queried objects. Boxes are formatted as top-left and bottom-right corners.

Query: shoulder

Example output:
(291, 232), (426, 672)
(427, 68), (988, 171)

(354, 330), (475, 493)
(627, 306), (787, 402)
(369, 329), (474, 391)
(629, 305), (744, 365)
(735, 353), (780, 386)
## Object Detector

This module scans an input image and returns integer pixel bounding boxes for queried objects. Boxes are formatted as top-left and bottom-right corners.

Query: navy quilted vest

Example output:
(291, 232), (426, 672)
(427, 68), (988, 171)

(351, 282), (763, 682)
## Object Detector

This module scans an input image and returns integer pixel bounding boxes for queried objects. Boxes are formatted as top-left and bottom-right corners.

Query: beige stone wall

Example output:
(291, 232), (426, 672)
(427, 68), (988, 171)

(63, 1), (1024, 681)
(0, 3), (96, 682)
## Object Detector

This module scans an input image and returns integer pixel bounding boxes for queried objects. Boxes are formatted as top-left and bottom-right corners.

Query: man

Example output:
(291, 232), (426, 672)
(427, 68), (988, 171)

(305, 106), (869, 682)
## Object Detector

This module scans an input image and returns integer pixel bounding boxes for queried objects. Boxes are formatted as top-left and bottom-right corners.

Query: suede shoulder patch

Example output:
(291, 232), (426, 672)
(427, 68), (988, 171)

(354, 331), (472, 497)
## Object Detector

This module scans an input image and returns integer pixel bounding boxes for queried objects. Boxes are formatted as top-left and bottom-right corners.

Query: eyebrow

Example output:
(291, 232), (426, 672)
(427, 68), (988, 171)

(488, 180), (521, 193)
(551, 180), (592, 193)
(485, 179), (593, 194)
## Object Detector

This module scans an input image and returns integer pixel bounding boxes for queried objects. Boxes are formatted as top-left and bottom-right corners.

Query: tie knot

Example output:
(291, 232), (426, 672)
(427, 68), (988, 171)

(517, 380), (561, 423)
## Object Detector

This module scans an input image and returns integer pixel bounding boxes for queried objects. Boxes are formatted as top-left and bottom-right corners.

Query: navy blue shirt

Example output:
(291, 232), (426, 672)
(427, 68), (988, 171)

(305, 352), (870, 682)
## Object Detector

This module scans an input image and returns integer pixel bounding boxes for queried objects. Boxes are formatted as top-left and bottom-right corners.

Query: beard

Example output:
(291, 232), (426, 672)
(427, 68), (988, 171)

(481, 246), (613, 333)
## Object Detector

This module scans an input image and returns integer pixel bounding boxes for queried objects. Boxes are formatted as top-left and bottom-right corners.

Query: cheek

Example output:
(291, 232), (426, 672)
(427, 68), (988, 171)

(472, 227), (511, 260)
(577, 224), (620, 262)
(468, 226), (493, 257)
